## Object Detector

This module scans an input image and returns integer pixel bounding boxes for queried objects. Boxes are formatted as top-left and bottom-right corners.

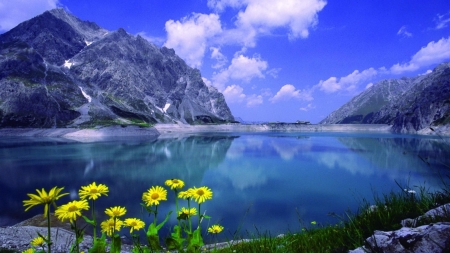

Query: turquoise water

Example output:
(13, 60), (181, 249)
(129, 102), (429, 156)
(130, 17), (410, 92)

(1, 132), (449, 243)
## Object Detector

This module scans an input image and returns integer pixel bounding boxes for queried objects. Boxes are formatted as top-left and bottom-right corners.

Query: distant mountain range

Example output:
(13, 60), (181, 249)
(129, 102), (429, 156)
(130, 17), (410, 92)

(320, 62), (450, 133)
(0, 8), (235, 128)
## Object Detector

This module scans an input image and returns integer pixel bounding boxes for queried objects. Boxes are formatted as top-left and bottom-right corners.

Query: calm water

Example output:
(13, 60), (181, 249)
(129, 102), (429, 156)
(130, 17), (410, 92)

(1, 132), (449, 242)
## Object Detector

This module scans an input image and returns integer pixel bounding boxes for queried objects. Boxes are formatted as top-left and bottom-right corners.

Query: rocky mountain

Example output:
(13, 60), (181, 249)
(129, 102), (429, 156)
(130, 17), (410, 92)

(320, 62), (450, 133)
(0, 8), (235, 128)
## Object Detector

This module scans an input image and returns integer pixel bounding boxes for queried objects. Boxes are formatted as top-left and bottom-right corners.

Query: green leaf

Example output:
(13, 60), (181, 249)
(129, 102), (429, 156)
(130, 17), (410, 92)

(88, 233), (107, 253)
(187, 228), (204, 253)
(146, 223), (162, 250)
(166, 225), (185, 250)
(110, 234), (122, 253)
(82, 215), (96, 226)
(156, 211), (172, 230)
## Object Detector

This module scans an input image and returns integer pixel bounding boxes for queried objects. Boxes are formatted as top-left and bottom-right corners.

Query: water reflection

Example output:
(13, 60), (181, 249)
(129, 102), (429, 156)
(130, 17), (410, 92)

(0, 133), (449, 243)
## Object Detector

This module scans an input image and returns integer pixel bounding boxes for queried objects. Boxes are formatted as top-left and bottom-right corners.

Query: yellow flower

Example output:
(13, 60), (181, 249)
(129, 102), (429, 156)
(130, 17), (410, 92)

(79, 182), (109, 200)
(100, 218), (123, 236)
(124, 218), (145, 233)
(142, 186), (167, 206)
(311, 221), (317, 225)
(191, 186), (213, 204)
(208, 224), (224, 234)
(178, 189), (194, 199)
(105, 206), (127, 218)
(22, 249), (35, 253)
(23, 186), (68, 217)
(55, 199), (90, 222)
(178, 207), (197, 218)
(165, 178), (185, 190)
(30, 236), (45, 247)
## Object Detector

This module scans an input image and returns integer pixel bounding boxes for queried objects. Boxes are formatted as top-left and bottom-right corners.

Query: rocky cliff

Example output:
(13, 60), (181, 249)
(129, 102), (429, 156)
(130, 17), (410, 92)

(320, 62), (450, 133)
(0, 8), (235, 128)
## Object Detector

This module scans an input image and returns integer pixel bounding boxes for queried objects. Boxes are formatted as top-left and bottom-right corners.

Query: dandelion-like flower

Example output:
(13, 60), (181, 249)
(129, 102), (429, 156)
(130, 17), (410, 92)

(55, 200), (90, 222)
(23, 186), (68, 217)
(142, 186), (167, 206)
(311, 221), (317, 225)
(30, 236), (45, 247)
(208, 225), (224, 234)
(21, 249), (35, 253)
(79, 182), (109, 200)
(178, 189), (194, 199)
(191, 186), (213, 203)
(124, 218), (145, 233)
(165, 178), (185, 190)
(105, 206), (127, 218)
(100, 218), (123, 236)
(178, 207), (197, 218)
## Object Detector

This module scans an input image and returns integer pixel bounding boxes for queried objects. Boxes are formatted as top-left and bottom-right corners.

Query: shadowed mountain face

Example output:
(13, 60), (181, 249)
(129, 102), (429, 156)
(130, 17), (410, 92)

(0, 8), (234, 127)
(320, 63), (450, 133)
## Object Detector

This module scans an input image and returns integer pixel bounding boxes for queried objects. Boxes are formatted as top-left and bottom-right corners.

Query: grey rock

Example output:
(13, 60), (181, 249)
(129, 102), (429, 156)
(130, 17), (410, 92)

(321, 63), (450, 134)
(0, 8), (234, 128)
(351, 204), (450, 253)
(349, 223), (450, 253)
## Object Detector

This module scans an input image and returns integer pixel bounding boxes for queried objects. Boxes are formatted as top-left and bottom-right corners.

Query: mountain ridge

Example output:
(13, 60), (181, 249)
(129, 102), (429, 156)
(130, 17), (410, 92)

(0, 8), (235, 128)
(320, 62), (450, 133)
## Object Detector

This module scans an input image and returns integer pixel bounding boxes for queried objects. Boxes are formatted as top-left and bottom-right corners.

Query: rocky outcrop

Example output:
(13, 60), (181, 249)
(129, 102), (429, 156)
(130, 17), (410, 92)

(350, 204), (450, 253)
(0, 8), (234, 128)
(320, 63), (450, 134)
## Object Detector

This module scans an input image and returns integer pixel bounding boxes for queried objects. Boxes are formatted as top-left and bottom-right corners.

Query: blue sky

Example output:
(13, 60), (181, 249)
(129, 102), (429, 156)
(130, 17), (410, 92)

(1, 1), (450, 123)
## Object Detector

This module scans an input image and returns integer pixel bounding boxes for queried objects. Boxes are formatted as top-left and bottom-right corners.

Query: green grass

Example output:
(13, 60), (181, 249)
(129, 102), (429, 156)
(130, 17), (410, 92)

(78, 118), (153, 129)
(210, 179), (450, 253)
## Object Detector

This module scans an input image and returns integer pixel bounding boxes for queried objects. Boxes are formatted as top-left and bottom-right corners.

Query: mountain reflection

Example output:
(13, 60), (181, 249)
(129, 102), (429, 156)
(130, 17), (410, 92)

(1, 133), (449, 242)
(0, 135), (236, 226)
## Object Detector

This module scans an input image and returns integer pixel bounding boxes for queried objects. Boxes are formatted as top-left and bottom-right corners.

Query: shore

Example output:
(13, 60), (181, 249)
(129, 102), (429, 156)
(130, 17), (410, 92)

(0, 123), (448, 140)
(153, 123), (393, 134)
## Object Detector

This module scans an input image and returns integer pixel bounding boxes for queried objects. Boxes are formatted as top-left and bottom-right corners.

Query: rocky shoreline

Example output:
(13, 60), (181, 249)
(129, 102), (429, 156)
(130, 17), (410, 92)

(0, 123), (448, 140)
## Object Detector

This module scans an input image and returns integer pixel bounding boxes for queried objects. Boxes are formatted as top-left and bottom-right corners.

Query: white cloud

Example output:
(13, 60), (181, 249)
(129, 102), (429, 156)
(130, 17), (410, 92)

(223, 84), (264, 107)
(216, 0), (327, 46)
(299, 103), (315, 111)
(435, 13), (450, 30)
(212, 54), (268, 90)
(390, 37), (450, 74)
(266, 68), (281, 78)
(269, 84), (313, 103)
(166, 0), (326, 69)
(0, 0), (59, 32)
(207, 0), (245, 12)
(210, 47), (228, 69)
(223, 84), (246, 103)
(397, 26), (412, 37)
(317, 68), (378, 93)
(164, 13), (222, 68)
(246, 94), (263, 107)
(136, 32), (165, 46)
(365, 83), (373, 89)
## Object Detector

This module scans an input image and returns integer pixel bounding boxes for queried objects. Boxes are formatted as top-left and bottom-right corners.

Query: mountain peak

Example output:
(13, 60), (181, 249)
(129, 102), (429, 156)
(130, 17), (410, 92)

(0, 9), (234, 127)
(320, 62), (450, 133)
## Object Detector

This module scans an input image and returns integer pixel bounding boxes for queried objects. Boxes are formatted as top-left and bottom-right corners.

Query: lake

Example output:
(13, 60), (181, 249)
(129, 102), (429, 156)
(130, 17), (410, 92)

(1, 131), (449, 243)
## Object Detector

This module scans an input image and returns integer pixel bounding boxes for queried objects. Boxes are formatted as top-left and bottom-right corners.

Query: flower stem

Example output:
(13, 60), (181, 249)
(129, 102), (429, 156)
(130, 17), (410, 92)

(92, 199), (97, 241)
(47, 206), (51, 253)
(154, 205), (158, 225)
(188, 199), (192, 232)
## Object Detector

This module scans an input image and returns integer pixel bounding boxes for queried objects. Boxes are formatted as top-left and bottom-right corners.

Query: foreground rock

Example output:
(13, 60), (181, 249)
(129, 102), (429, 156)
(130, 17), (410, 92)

(349, 223), (450, 253)
(350, 204), (450, 253)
